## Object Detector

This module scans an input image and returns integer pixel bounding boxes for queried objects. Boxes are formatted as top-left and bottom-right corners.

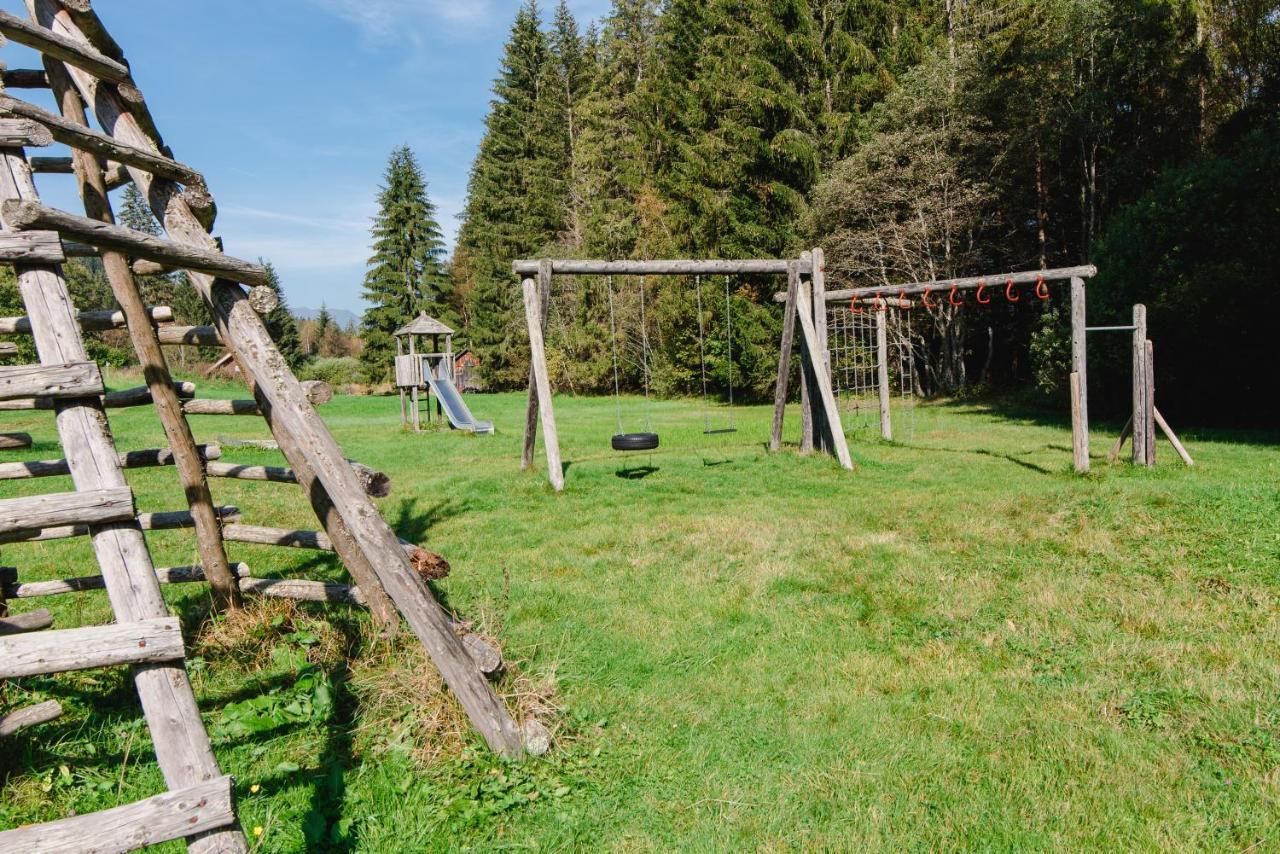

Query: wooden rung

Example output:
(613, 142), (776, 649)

(0, 444), (221, 481)
(0, 306), (174, 334)
(0, 616), (184, 678)
(0, 487), (134, 537)
(207, 458), (390, 498)
(0, 608), (53, 635)
(103, 160), (132, 190)
(156, 325), (221, 347)
(0, 199), (265, 286)
(0, 342), (16, 357)
(0, 380), (195, 411)
(0, 432), (32, 449)
(0, 10), (132, 85)
(0, 700), (63, 737)
(0, 116), (53, 147)
(0, 775), (236, 853)
(0, 505), (239, 546)
(0, 230), (64, 263)
(0, 94), (201, 188)
(4, 562), (251, 599)
(0, 66), (50, 90)
(0, 360), (101, 402)
(28, 155), (73, 173)
(184, 381), (330, 416)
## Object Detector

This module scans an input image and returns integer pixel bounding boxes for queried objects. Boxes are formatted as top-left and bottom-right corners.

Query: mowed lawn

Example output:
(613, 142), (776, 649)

(2, 375), (1278, 851)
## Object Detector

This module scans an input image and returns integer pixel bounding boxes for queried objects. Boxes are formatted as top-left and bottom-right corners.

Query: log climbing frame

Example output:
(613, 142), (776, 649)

(0, 4), (524, 851)
(513, 249), (854, 491)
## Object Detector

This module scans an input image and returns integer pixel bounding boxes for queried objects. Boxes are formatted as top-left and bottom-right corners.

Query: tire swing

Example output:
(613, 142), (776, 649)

(606, 275), (659, 453)
(695, 274), (738, 436)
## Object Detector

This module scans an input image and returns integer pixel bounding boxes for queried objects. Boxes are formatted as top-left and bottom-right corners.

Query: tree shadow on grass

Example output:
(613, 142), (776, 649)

(390, 497), (469, 547)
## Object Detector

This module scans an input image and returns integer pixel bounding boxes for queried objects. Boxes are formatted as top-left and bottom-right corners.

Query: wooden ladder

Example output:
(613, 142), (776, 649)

(0, 121), (247, 850)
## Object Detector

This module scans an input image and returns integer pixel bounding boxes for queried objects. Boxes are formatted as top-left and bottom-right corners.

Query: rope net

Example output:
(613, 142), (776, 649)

(827, 304), (918, 440)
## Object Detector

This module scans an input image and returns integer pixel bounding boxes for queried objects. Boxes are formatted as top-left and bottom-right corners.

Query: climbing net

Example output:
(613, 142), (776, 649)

(827, 302), (918, 440)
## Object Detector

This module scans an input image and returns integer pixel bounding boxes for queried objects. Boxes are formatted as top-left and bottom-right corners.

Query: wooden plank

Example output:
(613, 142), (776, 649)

(0, 432), (32, 449)
(0, 94), (201, 186)
(0, 71), (246, 852)
(2, 199), (264, 286)
(0, 229), (64, 262)
(1132, 305), (1149, 466)
(876, 307), (892, 441)
(770, 262), (800, 452)
(794, 284), (854, 470)
(0, 360), (101, 401)
(0, 380), (194, 411)
(42, 3), (520, 758)
(0, 699), (62, 737)
(1070, 277), (1090, 473)
(1154, 407), (1194, 466)
(0, 607), (52, 634)
(522, 277), (564, 491)
(0, 616), (183, 678)
(0, 116), (53, 147)
(0, 505), (239, 545)
(0, 305), (173, 333)
(0, 444), (220, 480)
(0, 487), (133, 536)
(0, 9), (131, 84)
(4, 563), (251, 599)
(521, 260), (552, 472)
(0, 775), (237, 854)
(514, 258), (811, 276)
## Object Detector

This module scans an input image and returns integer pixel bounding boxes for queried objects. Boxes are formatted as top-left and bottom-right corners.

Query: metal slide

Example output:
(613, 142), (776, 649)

(423, 373), (495, 435)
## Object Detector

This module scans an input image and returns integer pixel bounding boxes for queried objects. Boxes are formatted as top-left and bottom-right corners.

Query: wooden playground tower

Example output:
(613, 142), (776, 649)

(395, 311), (454, 430)
(0, 4), (526, 851)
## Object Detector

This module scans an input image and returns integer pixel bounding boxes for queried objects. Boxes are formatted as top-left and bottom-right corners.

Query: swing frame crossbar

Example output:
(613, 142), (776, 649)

(514, 251), (851, 491)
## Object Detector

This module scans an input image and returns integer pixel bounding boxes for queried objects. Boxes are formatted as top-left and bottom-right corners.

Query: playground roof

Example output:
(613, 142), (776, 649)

(394, 312), (454, 337)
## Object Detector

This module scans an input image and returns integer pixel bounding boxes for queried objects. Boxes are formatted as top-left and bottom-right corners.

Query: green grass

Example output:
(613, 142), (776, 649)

(2, 375), (1279, 851)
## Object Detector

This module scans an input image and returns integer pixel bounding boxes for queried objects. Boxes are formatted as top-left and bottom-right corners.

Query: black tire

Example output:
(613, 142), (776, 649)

(612, 432), (660, 452)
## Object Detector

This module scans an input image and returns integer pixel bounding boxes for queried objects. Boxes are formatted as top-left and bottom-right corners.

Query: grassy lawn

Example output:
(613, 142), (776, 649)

(2, 376), (1278, 851)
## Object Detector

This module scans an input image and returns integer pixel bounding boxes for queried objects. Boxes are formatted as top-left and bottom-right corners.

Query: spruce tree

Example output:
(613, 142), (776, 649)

(359, 145), (448, 384)
(259, 259), (305, 370)
(118, 183), (176, 308)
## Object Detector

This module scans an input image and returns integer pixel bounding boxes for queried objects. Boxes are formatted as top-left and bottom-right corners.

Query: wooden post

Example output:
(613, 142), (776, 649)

(521, 259), (552, 470)
(770, 262), (800, 452)
(408, 332), (420, 432)
(522, 278), (564, 491)
(1132, 305), (1149, 466)
(798, 252), (814, 454)
(875, 307), (892, 441)
(810, 249), (830, 453)
(794, 284), (854, 470)
(37, 0), (522, 756)
(396, 335), (406, 428)
(1070, 277), (1089, 473)
(1145, 339), (1157, 467)
(45, 59), (240, 609)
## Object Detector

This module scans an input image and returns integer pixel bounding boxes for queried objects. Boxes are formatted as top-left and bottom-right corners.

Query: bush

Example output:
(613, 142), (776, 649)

(300, 357), (364, 391)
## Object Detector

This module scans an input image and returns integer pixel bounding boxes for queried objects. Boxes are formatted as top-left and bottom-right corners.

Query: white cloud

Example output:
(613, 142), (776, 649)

(306, 0), (499, 43)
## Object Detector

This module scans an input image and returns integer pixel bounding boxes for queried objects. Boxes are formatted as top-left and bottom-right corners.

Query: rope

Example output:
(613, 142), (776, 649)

(725, 275), (736, 429)
(696, 275), (710, 433)
(638, 275), (652, 433)
(606, 275), (623, 434)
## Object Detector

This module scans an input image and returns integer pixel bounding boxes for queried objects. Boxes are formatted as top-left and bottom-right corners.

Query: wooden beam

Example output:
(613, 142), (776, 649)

(0, 444), (220, 480)
(155, 325), (221, 346)
(1132, 306), (1150, 466)
(1070, 372), (1087, 474)
(0, 505), (239, 545)
(1153, 407), (1194, 466)
(521, 260), (552, 472)
(876, 307), (892, 441)
(42, 1), (521, 757)
(0, 616), (183, 678)
(0, 93), (200, 186)
(4, 563), (251, 599)
(207, 459), (390, 498)
(522, 277), (563, 491)
(0, 9), (131, 84)
(0, 229), (64, 262)
(2, 199), (264, 285)
(0, 432), (32, 449)
(183, 382), (330, 416)
(29, 154), (73, 173)
(0, 305), (173, 333)
(1070, 277), (1090, 473)
(0, 360), (101, 401)
(0, 380), (194, 411)
(770, 262), (800, 452)
(1108, 416), (1133, 464)
(0, 775), (237, 854)
(794, 284), (853, 470)
(0, 699), (62, 737)
(0, 607), (52, 634)
(779, 265), (1099, 303)
(1, 66), (50, 90)
(513, 258), (810, 276)
(0, 116), (53, 147)
(0, 487), (134, 536)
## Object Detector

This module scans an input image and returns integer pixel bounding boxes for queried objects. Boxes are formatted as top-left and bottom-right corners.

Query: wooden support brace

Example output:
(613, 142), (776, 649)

(0, 616), (183, 678)
(794, 284), (854, 470)
(0, 775), (237, 853)
(770, 262), (800, 452)
(1154, 407), (1194, 466)
(521, 260), (552, 472)
(1108, 416), (1133, 464)
(521, 276), (563, 491)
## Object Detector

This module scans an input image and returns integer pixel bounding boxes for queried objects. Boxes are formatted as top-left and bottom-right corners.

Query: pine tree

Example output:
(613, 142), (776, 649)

(260, 259), (304, 371)
(359, 145), (448, 384)
(118, 183), (176, 308)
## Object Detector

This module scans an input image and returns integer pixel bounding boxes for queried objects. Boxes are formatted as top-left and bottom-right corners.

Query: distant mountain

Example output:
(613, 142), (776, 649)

(294, 306), (360, 329)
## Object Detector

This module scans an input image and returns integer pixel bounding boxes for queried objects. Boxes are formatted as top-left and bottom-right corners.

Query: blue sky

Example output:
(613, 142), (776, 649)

(5, 0), (609, 314)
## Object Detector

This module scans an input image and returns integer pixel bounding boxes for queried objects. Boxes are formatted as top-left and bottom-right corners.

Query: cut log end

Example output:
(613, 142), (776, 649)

(247, 285), (279, 315)
(521, 720), (551, 756)
(301, 379), (332, 406)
